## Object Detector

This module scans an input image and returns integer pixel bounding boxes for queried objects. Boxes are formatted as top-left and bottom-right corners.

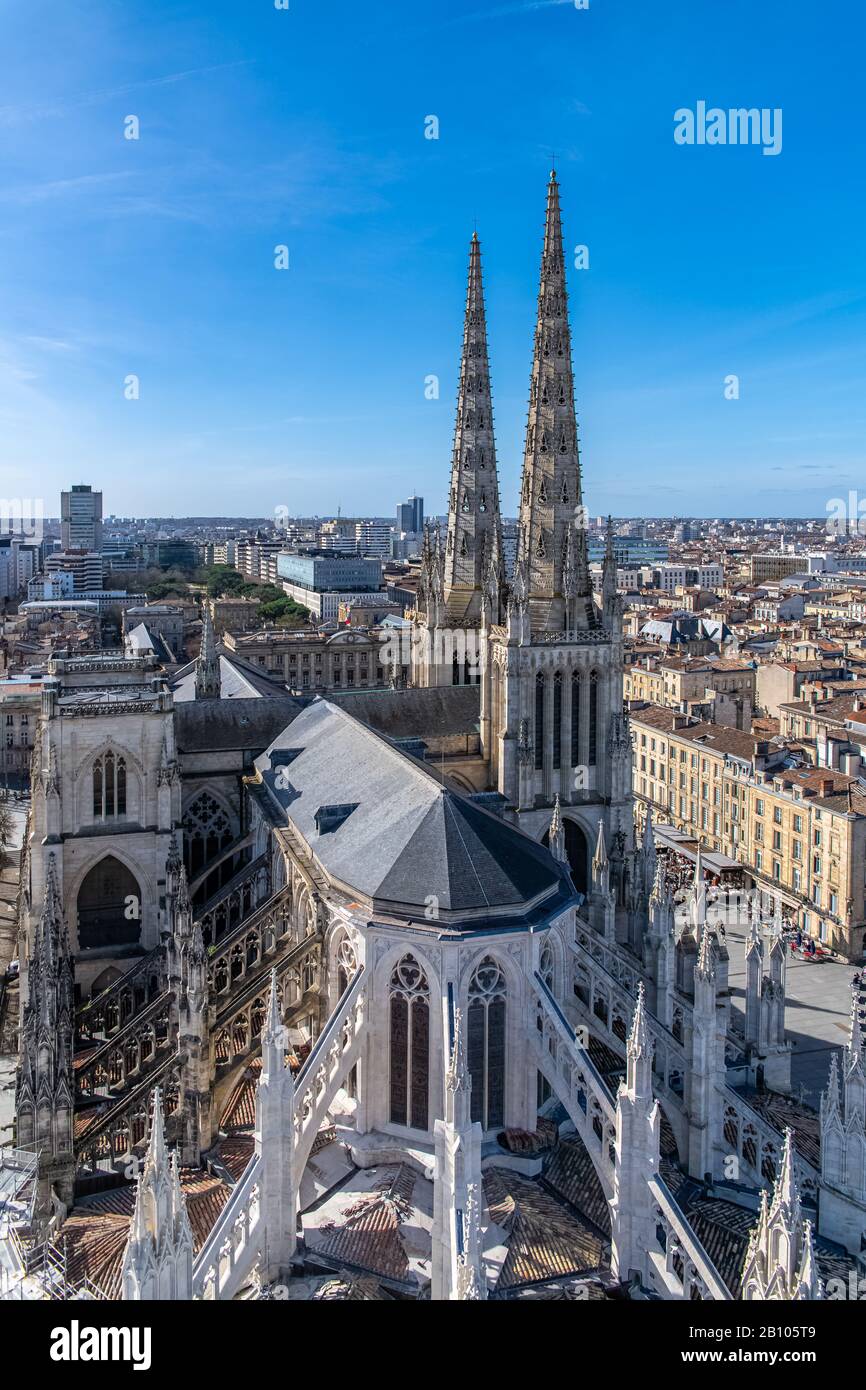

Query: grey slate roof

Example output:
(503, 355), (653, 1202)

(327, 685), (480, 739)
(171, 649), (290, 702)
(254, 698), (574, 926)
(175, 695), (306, 753)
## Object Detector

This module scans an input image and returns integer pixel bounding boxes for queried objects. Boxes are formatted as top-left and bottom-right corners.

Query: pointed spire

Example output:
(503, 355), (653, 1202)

(548, 794), (566, 863)
(195, 603), (221, 700)
(822, 1050), (842, 1121)
(602, 515), (617, 612)
(795, 1220), (820, 1299)
(593, 816), (608, 868)
(516, 170), (594, 633)
(147, 1086), (166, 1167)
(442, 232), (503, 625)
(849, 987), (863, 1061)
(626, 984), (653, 1099)
(696, 923), (714, 980)
(772, 1126), (800, 1223)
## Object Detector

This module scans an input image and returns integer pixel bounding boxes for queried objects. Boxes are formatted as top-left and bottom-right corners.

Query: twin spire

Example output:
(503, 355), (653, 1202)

(443, 233), (503, 625)
(439, 171), (592, 634)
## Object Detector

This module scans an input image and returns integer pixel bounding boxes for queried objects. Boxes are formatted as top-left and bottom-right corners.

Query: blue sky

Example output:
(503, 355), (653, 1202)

(1, 0), (864, 519)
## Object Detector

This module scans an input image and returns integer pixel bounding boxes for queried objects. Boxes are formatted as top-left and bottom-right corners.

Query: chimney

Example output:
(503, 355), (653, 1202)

(819, 777), (835, 798)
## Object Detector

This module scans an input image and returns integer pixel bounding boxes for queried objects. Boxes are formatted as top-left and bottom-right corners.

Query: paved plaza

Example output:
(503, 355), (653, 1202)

(711, 905), (859, 1107)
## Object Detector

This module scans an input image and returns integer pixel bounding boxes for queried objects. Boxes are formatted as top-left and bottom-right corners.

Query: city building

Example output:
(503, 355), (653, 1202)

(61, 484), (103, 552)
(630, 703), (866, 958)
(46, 549), (104, 593)
(277, 551), (383, 622)
(396, 496), (424, 535)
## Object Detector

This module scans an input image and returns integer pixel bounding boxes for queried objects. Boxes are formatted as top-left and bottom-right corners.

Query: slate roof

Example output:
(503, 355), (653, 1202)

(174, 694), (305, 753)
(328, 684), (481, 738)
(171, 649), (291, 702)
(253, 698), (575, 925)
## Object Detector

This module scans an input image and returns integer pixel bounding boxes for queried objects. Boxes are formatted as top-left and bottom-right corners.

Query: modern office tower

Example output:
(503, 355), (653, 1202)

(396, 495), (424, 534)
(61, 484), (103, 552)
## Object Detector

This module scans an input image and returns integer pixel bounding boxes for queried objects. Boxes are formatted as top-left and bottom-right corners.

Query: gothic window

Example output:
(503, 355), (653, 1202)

(479, 493), (487, 512)
(182, 792), (233, 878)
(560, 477), (569, 504)
(461, 491), (471, 513)
(588, 671), (599, 766)
(534, 673), (545, 770)
(536, 532), (546, 559)
(479, 449), (486, 469)
(92, 750), (127, 820)
(540, 430), (548, 454)
(571, 673), (581, 766)
(336, 934), (357, 995)
(468, 957), (506, 1130)
(539, 478), (548, 502)
(389, 955), (430, 1130)
(540, 942), (554, 992)
(553, 672), (562, 770)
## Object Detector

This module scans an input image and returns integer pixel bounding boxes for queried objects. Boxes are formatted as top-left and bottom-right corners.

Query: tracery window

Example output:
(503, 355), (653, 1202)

(182, 792), (232, 877)
(92, 750), (126, 819)
(571, 672), (581, 766)
(588, 671), (599, 766)
(389, 955), (430, 1130)
(534, 673), (544, 770)
(540, 942), (554, 992)
(468, 956), (506, 1130)
(336, 934), (357, 995)
(553, 672), (562, 770)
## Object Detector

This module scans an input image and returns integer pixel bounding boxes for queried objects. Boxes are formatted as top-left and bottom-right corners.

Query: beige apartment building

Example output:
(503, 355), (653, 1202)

(624, 655), (755, 708)
(223, 625), (395, 693)
(630, 703), (866, 960)
(207, 596), (261, 635)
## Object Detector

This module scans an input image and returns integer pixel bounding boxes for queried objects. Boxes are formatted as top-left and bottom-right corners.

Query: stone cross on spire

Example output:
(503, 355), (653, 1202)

(443, 231), (503, 625)
(515, 170), (593, 633)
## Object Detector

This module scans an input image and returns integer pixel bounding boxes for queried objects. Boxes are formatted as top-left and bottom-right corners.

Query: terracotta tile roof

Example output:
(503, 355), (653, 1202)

(738, 1090), (821, 1168)
(543, 1137), (611, 1236)
(684, 1192), (856, 1296)
(313, 1165), (416, 1285)
(62, 1167), (232, 1298)
(213, 1134), (255, 1182)
(220, 1059), (262, 1130)
(486, 1168), (607, 1291)
(313, 1273), (395, 1300)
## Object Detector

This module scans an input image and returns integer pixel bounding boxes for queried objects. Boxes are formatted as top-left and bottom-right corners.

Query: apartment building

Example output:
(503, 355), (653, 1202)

(630, 703), (866, 959)
(222, 625), (394, 693)
(624, 655), (755, 708)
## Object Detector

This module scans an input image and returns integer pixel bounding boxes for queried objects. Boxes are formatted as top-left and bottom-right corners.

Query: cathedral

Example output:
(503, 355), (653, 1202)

(8, 173), (864, 1302)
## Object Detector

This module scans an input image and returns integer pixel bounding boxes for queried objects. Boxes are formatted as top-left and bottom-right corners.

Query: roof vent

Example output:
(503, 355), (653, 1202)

(270, 748), (303, 770)
(314, 803), (359, 835)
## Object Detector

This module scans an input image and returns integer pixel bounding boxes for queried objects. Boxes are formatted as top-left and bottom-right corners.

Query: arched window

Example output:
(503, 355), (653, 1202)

(336, 935), (357, 996)
(92, 750), (127, 820)
(182, 792), (233, 877)
(553, 672), (562, 770)
(571, 672), (581, 766)
(588, 671), (599, 766)
(534, 673), (545, 770)
(540, 942), (554, 992)
(468, 956), (506, 1130)
(389, 955), (429, 1130)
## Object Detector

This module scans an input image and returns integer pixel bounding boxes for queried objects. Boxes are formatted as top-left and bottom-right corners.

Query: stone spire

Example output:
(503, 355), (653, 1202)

(16, 850), (75, 1208)
(121, 1087), (194, 1300)
(515, 169), (594, 634)
(443, 232), (503, 625)
(602, 516), (618, 616)
(433, 1009), (486, 1300)
(741, 1128), (821, 1299)
(195, 603), (221, 700)
(548, 794), (567, 863)
(255, 968), (297, 1277)
(611, 985), (660, 1286)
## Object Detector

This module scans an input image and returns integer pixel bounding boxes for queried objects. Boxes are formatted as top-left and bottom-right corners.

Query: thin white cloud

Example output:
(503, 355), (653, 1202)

(0, 61), (254, 128)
